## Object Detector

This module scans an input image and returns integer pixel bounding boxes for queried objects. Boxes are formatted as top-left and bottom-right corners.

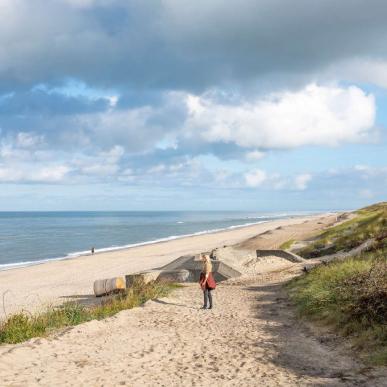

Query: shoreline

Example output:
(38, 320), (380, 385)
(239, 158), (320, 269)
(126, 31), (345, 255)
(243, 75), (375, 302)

(0, 213), (336, 318)
(0, 219), (273, 272)
(0, 212), (328, 272)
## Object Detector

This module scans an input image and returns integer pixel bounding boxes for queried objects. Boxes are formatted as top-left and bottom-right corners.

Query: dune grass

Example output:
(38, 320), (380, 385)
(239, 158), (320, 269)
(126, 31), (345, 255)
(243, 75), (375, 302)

(0, 280), (180, 345)
(299, 202), (387, 258)
(279, 239), (295, 250)
(287, 251), (387, 365)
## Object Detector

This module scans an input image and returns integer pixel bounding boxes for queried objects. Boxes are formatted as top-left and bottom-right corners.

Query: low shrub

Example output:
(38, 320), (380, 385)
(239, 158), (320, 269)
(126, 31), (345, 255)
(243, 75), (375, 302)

(287, 251), (387, 365)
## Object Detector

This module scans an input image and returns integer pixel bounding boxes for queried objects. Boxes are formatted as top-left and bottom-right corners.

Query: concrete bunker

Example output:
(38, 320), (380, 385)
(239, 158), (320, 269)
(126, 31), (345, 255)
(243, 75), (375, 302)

(255, 249), (305, 263)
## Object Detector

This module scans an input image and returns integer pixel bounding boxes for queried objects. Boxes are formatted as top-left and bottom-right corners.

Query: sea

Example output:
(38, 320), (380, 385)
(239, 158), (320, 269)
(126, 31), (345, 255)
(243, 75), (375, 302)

(0, 211), (319, 270)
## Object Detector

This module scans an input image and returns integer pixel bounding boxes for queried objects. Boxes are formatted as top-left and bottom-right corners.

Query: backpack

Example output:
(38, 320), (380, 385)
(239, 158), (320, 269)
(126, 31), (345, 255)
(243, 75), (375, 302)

(200, 272), (216, 290)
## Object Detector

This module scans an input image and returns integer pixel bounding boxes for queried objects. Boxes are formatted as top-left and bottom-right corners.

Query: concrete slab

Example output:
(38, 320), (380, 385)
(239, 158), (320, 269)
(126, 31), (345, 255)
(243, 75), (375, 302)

(256, 249), (305, 263)
(160, 255), (241, 282)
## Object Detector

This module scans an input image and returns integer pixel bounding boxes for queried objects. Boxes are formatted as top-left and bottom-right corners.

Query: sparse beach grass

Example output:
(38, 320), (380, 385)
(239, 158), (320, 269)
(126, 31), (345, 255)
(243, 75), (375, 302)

(279, 239), (295, 250)
(288, 202), (387, 365)
(0, 281), (179, 345)
(287, 251), (387, 365)
(298, 202), (387, 258)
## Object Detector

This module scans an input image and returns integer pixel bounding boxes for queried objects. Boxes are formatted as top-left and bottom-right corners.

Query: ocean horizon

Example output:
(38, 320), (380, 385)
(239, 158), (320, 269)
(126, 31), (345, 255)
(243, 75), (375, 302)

(0, 210), (326, 270)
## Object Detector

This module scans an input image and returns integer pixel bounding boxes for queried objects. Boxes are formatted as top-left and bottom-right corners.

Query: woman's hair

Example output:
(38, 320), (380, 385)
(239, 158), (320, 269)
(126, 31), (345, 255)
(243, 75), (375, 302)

(203, 254), (212, 272)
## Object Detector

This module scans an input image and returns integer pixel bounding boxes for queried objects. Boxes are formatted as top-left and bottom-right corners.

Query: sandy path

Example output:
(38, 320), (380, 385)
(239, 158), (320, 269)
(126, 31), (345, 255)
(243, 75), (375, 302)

(1, 265), (384, 386)
(0, 215), (333, 318)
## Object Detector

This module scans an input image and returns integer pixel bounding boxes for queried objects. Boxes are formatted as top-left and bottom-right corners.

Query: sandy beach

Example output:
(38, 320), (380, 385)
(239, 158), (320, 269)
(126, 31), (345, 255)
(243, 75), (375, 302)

(2, 212), (386, 386)
(0, 214), (331, 318)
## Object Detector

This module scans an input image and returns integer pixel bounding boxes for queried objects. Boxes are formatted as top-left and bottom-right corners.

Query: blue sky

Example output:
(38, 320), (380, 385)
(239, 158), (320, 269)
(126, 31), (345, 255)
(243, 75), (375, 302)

(0, 0), (386, 211)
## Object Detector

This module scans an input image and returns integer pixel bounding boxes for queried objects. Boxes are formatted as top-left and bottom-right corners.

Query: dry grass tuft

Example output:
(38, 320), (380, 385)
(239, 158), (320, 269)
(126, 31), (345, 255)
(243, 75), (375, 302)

(0, 280), (179, 345)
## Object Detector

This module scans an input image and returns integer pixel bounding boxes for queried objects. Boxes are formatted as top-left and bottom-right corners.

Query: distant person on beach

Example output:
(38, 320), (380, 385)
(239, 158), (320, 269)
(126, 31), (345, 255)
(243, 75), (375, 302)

(91, 247), (95, 254)
(199, 254), (216, 309)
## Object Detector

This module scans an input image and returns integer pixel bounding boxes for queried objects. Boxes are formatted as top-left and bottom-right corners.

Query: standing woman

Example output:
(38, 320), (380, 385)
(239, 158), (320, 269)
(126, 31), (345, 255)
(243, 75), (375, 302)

(199, 254), (216, 309)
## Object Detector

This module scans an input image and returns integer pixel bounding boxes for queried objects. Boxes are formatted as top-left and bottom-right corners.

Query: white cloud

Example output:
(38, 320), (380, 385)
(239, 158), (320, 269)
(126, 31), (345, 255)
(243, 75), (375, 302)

(148, 164), (166, 174)
(107, 95), (118, 108)
(353, 165), (387, 179)
(16, 132), (44, 148)
(101, 145), (124, 164)
(244, 170), (313, 190)
(0, 164), (70, 183)
(56, 0), (102, 9)
(0, 135), (126, 182)
(78, 108), (154, 150)
(147, 158), (202, 180)
(36, 165), (71, 181)
(354, 164), (369, 172)
(294, 173), (312, 190)
(244, 169), (267, 187)
(0, 132), (46, 162)
(185, 84), (376, 149)
(245, 150), (265, 161)
(74, 93), (183, 152)
(244, 169), (313, 190)
(80, 163), (118, 176)
(73, 146), (124, 177)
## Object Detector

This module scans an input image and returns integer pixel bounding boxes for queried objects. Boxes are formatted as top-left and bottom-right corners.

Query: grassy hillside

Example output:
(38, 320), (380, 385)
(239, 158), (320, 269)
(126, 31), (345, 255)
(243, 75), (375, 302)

(287, 202), (387, 365)
(298, 202), (387, 259)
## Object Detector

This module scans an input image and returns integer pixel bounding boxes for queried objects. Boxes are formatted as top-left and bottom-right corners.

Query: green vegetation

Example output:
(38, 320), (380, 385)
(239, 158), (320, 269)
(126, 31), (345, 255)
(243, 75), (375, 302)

(288, 202), (387, 365)
(287, 251), (386, 365)
(280, 239), (295, 250)
(0, 280), (179, 345)
(299, 202), (387, 259)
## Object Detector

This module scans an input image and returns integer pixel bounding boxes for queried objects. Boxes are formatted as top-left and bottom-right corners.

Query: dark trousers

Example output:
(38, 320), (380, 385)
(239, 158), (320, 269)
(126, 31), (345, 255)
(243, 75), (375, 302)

(203, 288), (213, 308)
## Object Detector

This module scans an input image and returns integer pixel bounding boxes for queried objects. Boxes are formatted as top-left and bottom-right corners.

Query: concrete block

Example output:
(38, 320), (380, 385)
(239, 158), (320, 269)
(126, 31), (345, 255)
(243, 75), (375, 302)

(125, 271), (161, 287)
(157, 269), (190, 283)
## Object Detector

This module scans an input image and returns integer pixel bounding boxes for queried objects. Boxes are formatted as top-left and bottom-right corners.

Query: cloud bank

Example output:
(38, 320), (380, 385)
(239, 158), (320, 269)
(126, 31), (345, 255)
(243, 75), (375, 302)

(1, 1), (387, 92)
(0, 0), (386, 209)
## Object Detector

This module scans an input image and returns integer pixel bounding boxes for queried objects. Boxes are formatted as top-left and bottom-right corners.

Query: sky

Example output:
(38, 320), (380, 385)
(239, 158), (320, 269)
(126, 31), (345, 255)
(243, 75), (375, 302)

(0, 0), (386, 211)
